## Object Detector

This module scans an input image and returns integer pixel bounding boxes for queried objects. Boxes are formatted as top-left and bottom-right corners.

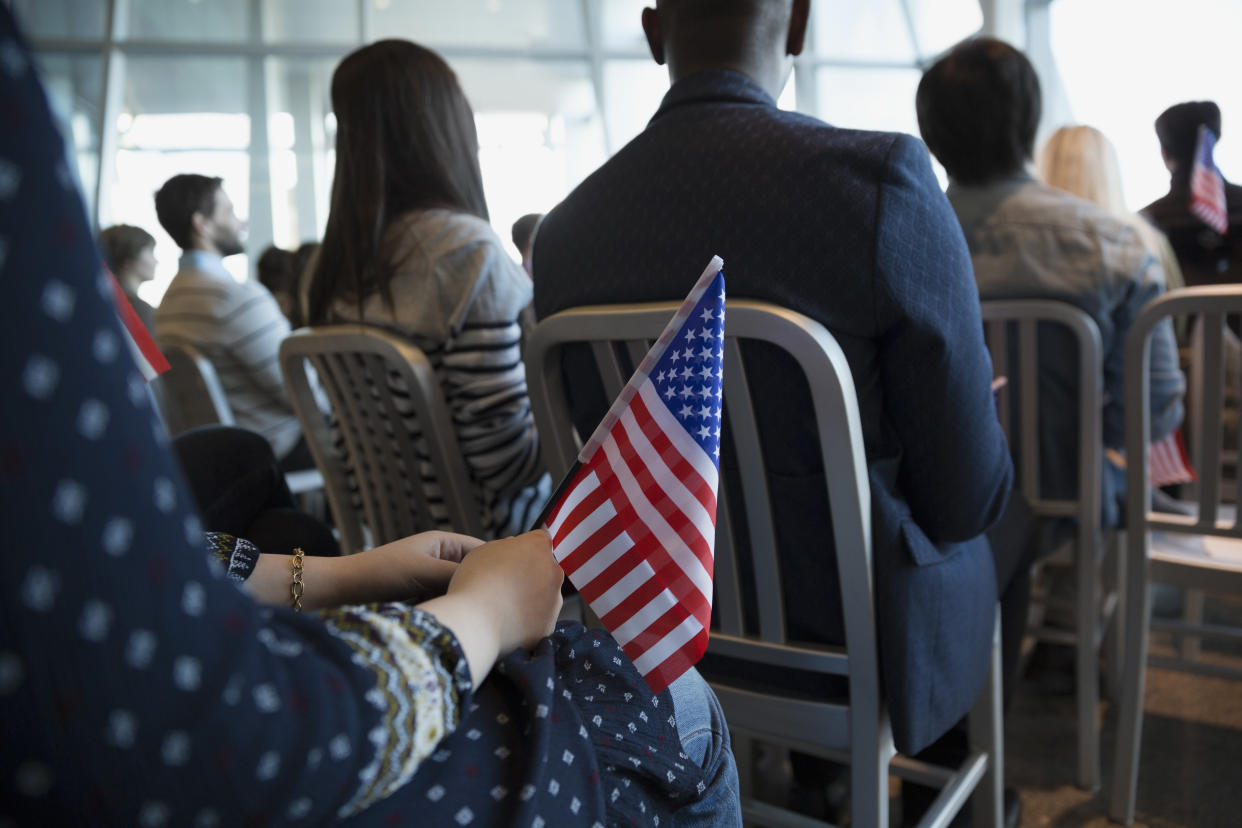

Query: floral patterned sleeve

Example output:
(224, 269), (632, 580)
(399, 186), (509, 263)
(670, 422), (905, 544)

(204, 532), (261, 581)
(317, 604), (473, 817)
(199, 531), (473, 815)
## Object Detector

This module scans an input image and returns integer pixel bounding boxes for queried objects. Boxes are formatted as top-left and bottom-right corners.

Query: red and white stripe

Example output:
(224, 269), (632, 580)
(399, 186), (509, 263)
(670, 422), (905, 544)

(1190, 167), (1227, 236)
(547, 386), (718, 695)
(1190, 124), (1228, 235)
(1149, 430), (1195, 488)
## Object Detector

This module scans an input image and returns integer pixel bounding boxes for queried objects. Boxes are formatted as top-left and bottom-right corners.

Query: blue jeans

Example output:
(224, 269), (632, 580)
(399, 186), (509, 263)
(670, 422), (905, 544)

(667, 668), (742, 826)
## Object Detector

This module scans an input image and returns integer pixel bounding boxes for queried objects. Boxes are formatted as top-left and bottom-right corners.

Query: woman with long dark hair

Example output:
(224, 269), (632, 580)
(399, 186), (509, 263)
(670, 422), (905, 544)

(305, 39), (549, 539)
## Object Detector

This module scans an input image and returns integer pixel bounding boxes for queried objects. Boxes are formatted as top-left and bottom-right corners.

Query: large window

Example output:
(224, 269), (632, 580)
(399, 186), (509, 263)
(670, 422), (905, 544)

(13, 0), (983, 304)
(115, 55), (252, 286)
(1049, 0), (1242, 212)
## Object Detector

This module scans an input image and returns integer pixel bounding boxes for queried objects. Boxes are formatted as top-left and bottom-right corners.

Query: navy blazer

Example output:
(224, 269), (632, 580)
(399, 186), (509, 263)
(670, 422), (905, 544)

(534, 70), (1013, 754)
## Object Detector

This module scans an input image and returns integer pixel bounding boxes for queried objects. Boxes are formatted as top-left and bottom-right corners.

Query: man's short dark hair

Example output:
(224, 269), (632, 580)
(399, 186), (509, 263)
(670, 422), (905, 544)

(98, 224), (155, 273)
(916, 38), (1042, 186)
(1155, 101), (1221, 168)
(154, 174), (222, 250)
(655, 0), (789, 70)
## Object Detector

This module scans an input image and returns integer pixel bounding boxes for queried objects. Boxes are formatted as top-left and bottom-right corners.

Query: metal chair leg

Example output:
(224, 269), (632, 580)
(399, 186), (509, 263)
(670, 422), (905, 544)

(969, 612), (1004, 828)
(1104, 531), (1126, 702)
(851, 732), (890, 828)
(1076, 529), (1100, 790)
(1108, 539), (1152, 825)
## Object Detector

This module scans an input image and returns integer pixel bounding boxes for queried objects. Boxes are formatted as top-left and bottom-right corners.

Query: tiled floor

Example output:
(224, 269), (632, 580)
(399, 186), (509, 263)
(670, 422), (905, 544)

(1011, 631), (1242, 827)
(746, 599), (1242, 827)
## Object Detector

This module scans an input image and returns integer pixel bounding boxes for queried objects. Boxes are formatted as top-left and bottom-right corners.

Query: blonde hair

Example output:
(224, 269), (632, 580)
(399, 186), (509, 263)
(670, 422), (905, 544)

(1037, 125), (1128, 214)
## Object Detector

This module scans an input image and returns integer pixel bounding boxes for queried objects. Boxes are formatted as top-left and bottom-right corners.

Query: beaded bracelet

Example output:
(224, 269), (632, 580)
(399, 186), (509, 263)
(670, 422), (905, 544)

(290, 547), (305, 611)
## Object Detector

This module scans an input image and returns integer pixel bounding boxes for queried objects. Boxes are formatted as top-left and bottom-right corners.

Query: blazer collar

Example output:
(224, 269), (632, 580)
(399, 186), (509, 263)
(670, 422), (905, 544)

(650, 69), (776, 126)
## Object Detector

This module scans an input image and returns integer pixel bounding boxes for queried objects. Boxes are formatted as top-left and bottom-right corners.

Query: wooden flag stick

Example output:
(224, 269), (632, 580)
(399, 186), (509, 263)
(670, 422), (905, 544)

(529, 459), (582, 532)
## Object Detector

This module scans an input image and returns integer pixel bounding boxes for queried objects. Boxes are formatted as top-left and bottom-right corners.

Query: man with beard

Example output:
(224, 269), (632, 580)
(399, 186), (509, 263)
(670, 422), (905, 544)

(154, 174), (308, 470)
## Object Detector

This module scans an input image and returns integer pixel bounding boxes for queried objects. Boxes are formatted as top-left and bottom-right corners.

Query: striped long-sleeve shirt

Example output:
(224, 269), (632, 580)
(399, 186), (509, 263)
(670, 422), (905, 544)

(155, 251), (303, 460)
(328, 209), (550, 538)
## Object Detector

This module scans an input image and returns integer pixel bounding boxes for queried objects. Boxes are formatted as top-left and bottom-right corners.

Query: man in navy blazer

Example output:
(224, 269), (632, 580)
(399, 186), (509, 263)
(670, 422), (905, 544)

(533, 0), (1014, 762)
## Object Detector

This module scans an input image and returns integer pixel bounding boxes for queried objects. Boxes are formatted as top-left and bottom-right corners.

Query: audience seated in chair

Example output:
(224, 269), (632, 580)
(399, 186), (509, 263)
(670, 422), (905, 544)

(533, 1), (1025, 822)
(303, 40), (550, 539)
(0, 11), (741, 824)
(1142, 101), (1242, 290)
(917, 38), (1186, 540)
(1039, 124), (1185, 295)
(152, 173), (315, 472)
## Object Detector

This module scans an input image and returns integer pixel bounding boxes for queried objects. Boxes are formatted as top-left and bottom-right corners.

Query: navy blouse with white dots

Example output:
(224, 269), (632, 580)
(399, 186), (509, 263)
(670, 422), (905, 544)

(0, 9), (705, 826)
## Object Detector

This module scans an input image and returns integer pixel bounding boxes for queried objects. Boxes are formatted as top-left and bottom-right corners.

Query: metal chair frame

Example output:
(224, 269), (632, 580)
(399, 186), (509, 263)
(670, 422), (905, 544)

(979, 299), (1115, 791)
(1110, 286), (1242, 825)
(527, 300), (1003, 828)
(150, 341), (235, 435)
(280, 325), (485, 555)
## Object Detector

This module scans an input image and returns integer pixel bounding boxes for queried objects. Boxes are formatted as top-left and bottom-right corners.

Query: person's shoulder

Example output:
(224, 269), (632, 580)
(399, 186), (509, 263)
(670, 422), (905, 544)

(1141, 189), (1181, 221)
(1227, 180), (1242, 208)
(724, 102), (910, 162)
(160, 264), (232, 301)
(999, 179), (1134, 240)
(391, 208), (503, 255)
(398, 207), (493, 236)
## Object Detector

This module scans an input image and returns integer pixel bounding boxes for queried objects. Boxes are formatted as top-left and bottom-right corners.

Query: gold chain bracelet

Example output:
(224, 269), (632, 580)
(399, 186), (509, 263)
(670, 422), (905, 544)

(290, 547), (305, 611)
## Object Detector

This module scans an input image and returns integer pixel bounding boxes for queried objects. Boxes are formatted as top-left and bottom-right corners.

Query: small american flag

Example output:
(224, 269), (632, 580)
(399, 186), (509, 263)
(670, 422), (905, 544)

(1149, 430), (1195, 488)
(544, 256), (725, 694)
(1190, 124), (1228, 235)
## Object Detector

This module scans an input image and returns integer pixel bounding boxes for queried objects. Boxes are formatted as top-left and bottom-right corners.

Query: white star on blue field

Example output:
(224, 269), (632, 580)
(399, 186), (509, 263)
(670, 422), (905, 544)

(648, 271), (725, 464)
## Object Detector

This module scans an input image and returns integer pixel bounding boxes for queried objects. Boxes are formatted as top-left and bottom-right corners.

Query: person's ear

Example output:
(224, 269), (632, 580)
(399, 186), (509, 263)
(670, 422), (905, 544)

(642, 6), (666, 66)
(784, 0), (814, 56)
(787, 0), (809, 57)
(189, 211), (210, 243)
(1160, 147), (1178, 173)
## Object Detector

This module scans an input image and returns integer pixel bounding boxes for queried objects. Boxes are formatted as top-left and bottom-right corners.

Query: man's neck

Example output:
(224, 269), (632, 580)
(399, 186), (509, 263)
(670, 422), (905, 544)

(180, 248), (227, 274)
(189, 241), (222, 257)
(669, 58), (784, 100)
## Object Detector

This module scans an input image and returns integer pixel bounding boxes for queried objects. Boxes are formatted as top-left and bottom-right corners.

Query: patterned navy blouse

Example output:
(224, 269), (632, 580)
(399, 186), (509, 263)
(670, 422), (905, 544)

(0, 10), (705, 826)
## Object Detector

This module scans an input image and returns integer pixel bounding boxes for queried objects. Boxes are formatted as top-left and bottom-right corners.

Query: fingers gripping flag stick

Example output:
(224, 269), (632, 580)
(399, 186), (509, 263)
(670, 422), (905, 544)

(539, 256), (725, 694)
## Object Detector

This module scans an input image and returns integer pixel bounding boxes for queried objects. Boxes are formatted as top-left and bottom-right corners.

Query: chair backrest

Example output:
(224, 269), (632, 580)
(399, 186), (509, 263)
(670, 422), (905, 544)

(1127, 286), (1242, 540)
(526, 300), (878, 750)
(280, 325), (485, 555)
(1188, 313), (1242, 501)
(979, 300), (1103, 530)
(150, 341), (235, 436)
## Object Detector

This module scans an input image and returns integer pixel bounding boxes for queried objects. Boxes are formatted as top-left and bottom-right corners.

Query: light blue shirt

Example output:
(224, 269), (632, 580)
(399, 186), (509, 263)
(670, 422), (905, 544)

(178, 249), (231, 279)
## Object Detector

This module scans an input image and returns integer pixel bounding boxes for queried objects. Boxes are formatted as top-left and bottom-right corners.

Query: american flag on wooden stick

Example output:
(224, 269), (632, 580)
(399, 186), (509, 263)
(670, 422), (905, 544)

(1190, 124), (1228, 235)
(543, 256), (725, 694)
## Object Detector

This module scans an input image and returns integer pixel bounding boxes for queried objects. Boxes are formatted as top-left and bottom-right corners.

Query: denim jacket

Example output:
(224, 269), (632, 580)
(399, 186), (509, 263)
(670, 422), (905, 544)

(949, 173), (1185, 528)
